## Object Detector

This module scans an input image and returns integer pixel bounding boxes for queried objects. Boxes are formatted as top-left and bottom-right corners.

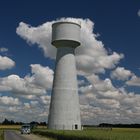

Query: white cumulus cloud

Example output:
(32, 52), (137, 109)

(126, 75), (140, 86)
(0, 96), (21, 105)
(16, 18), (123, 75)
(111, 67), (133, 81)
(0, 74), (46, 95)
(0, 64), (53, 96)
(79, 74), (140, 124)
(30, 64), (54, 89)
(0, 55), (15, 70)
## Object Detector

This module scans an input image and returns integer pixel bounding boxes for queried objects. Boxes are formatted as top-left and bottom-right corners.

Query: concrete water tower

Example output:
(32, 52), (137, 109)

(48, 21), (81, 130)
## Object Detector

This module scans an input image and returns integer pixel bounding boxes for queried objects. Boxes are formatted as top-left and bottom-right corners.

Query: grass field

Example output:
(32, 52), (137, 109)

(33, 128), (140, 140)
(0, 125), (140, 140)
(0, 125), (20, 129)
(0, 130), (4, 140)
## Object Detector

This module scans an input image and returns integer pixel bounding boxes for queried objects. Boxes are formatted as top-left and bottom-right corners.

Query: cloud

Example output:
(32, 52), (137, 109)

(0, 96), (21, 105)
(0, 55), (15, 70)
(137, 9), (140, 17)
(126, 75), (140, 86)
(30, 64), (54, 89)
(15, 18), (140, 124)
(0, 47), (8, 53)
(0, 63), (54, 122)
(16, 21), (56, 59)
(0, 64), (53, 96)
(86, 74), (116, 92)
(40, 95), (51, 105)
(79, 74), (140, 124)
(16, 18), (123, 75)
(0, 64), (53, 122)
(0, 95), (51, 122)
(0, 74), (46, 95)
(111, 67), (133, 81)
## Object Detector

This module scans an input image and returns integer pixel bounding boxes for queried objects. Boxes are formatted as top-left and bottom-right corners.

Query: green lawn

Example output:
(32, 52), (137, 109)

(33, 128), (140, 140)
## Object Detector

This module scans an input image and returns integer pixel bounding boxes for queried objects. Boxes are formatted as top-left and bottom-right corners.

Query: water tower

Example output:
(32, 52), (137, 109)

(48, 21), (81, 130)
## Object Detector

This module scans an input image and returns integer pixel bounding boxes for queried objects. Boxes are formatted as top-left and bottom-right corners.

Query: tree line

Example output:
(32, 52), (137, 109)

(84, 123), (140, 128)
(0, 118), (46, 126)
(98, 123), (140, 128)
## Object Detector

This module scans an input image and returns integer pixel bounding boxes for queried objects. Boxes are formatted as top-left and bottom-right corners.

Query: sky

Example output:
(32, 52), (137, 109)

(0, 0), (140, 124)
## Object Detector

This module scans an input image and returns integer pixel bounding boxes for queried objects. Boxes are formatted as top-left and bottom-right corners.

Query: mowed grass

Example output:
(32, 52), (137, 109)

(33, 128), (140, 140)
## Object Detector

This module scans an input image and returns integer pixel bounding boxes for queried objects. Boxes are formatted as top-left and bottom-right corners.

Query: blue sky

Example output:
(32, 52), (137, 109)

(0, 0), (140, 124)
(0, 0), (140, 76)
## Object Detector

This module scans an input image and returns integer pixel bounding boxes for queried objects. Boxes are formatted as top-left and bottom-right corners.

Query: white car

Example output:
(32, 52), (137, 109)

(20, 125), (31, 134)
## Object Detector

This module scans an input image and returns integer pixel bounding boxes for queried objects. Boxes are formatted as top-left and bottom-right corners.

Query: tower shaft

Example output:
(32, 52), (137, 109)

(48, 47), (81, 130)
